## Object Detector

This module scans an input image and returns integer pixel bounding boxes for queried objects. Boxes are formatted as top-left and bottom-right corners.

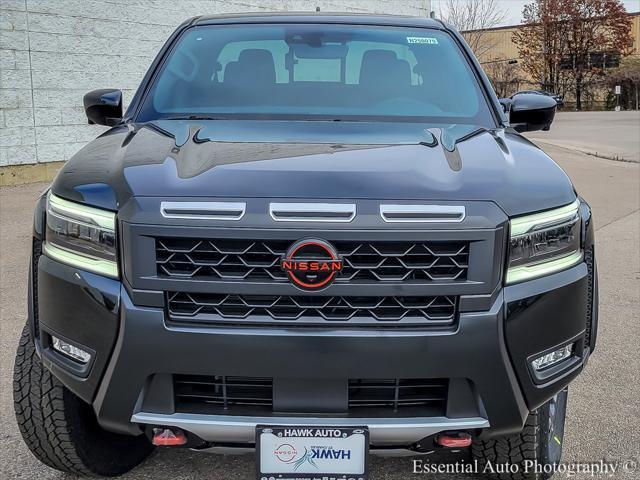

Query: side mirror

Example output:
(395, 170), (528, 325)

(508, 93), (556, 133)
(83, 89), (123, 126)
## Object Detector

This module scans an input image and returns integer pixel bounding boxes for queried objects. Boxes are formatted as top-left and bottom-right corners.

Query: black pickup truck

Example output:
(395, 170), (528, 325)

(14, 13), (597, 480)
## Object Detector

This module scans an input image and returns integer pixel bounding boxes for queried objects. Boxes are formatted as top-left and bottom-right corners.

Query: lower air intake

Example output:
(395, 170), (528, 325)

(348, 378), (448, 416)
(173, 375), (448, 418)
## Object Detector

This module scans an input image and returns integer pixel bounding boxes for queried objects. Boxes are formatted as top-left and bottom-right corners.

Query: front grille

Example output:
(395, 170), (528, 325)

(156, 238), (469, 283)
(167, 292), (457, 325)
(174, 375), (447, 417)
(174, 375), (273, 415)
(349, 378), (448, 416)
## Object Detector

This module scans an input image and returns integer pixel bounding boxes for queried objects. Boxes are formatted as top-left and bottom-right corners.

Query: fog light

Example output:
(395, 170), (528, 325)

(52, 336), (91, 364)
(532, 345), (573, 371)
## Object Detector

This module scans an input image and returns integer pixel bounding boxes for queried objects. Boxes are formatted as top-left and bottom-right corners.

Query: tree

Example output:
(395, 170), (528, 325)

(438, 0), (507, 59)
(513, 0), (633, 110)
(512, 1), (569, 94)
(484, 58), (524, 98)
(605, 56), (640, 110)
(563, 0), (633, 109)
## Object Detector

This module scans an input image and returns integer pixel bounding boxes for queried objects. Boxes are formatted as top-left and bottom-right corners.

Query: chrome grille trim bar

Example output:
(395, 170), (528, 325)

(269, 203), (356, 222)
(380, 205), (466, 223)
(132, 412), (489, 445)
(161, 202), (246, 220)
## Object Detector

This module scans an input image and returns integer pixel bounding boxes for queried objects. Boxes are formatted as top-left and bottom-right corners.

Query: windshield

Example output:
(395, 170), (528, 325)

(136, 24), (494, 126)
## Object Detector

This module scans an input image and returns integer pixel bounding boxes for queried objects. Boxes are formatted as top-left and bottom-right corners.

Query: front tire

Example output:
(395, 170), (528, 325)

(13, 323), (154, 476)
(472, 389), (569, 480)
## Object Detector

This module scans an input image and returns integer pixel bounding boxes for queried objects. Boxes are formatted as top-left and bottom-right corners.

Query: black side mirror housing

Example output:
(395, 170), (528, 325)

(83, 89), (123, 126)
(507, 93), (557, 133)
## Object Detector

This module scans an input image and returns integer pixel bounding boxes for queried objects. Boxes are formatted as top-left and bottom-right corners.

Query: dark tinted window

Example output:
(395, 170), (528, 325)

(137, 24), (493, 125)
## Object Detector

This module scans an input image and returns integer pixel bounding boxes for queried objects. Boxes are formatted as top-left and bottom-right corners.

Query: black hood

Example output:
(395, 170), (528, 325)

(52, 120), (575, 217)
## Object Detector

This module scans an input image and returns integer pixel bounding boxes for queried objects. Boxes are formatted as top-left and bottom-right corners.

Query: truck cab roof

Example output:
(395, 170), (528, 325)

(192, 12), (445, 29)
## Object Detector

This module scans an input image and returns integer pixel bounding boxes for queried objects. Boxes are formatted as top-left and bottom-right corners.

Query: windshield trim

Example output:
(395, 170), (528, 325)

(155, 112), (491, 125)
(131, 22), (499, 128)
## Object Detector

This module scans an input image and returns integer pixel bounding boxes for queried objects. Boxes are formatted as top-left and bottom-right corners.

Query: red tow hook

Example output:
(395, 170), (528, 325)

(434, 432), (473, 448)
(152, 427), (187, 446)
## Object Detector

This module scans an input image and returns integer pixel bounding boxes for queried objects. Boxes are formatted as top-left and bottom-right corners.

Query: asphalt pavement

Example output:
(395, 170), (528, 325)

(527, 111), (640, 162)
(1, 137), (639, 479)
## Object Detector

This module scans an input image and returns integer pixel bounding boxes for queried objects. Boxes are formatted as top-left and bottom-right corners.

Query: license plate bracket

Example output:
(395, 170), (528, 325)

(256, 425), (369, 480)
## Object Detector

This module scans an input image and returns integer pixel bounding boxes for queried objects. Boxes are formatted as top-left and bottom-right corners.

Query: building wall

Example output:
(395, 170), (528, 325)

(0, 0), (431, 171)
(475, 12), (640, 95)
(477, 13), (640, 63)
(474, 26), (519, 64)
(632, 13), (640, 54)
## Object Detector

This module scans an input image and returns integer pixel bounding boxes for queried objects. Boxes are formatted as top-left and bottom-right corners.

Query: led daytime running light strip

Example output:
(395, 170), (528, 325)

(510, 199), (580, 237)
(506, 250), (583, 284)
(43, 242), (119, 278)
(48, 193), (115, 231)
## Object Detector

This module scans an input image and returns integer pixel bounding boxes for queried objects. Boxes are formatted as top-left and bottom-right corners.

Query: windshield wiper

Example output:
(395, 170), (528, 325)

(163, 115), (224, 121)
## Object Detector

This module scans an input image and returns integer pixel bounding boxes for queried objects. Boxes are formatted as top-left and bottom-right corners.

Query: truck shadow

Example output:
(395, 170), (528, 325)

(121, 448), (477, 479)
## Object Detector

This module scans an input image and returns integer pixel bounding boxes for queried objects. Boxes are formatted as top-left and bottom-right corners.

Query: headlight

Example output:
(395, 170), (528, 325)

(44, 193), (118, 278)
(506, 199), (582, 284)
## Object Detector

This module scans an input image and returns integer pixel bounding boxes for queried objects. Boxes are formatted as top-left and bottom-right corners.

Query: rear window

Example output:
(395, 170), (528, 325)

(137, 24), (493, 125)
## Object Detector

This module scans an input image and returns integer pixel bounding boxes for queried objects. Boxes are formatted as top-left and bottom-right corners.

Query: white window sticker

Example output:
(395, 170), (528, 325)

(407, 36), (439, 45)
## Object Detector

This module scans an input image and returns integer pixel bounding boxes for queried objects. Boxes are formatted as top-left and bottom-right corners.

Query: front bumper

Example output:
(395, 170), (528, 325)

(30, 194), (597, 447)
(35, 254), (592, 446)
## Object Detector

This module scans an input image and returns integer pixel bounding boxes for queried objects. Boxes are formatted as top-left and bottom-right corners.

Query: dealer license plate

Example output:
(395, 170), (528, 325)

(256, 425), (369, 480)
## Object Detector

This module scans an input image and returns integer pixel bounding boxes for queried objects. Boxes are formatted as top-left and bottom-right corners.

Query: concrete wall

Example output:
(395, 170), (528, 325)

(0, 0), (431, 173)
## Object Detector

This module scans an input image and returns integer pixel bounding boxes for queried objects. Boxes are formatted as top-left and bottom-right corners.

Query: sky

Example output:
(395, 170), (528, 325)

(431, 0), (640, 27)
